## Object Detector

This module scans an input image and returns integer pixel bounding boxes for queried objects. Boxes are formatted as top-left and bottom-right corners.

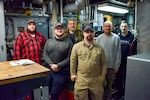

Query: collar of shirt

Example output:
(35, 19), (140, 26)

(82, 40), (96, 49)
(55, 37), (65, 41)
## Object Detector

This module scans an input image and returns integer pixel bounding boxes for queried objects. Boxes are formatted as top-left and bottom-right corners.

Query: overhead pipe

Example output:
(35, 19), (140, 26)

(134, 0), (137, 31)
(84, 0), (87, 22)
(51, 0), (57, 37)
(63, 0), (85, 13)
(60, 0), (63, 23)
(84, 0), (89, 22)
(5, 12), (50, 18)
(32, 0), (43, 5)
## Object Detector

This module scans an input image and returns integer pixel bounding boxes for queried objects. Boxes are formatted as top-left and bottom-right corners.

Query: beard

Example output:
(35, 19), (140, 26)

(27, 28), (36, 34)
(86, 35), (93, 41)
(55, 33), (64, 38)
(70, 27), (76, 31)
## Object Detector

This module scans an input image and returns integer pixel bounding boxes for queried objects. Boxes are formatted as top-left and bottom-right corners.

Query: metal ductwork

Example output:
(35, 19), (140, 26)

(64, 0), (85, 13)
(32, 0), (43, 5)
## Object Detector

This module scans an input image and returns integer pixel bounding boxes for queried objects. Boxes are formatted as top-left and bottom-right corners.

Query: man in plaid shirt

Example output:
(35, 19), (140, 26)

(13, 20), (46, 64)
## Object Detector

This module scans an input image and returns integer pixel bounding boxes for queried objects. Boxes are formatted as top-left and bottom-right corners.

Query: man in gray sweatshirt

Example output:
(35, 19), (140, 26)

(96, 21), (121, 100)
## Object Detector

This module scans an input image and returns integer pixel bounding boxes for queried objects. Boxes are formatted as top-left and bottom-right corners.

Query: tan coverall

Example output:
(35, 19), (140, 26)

(70, 41), (107, 100)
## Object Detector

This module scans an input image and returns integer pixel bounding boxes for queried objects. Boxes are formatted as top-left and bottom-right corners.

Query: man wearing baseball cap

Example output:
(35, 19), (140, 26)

(43, 22), (73, 100)
(70, 25), (107, 100)
(13, 19), (46, 64)
(27, 20), (36, 24)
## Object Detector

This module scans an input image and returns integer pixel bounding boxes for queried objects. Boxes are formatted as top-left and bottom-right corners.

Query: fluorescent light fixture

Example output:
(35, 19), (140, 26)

(98, 3), (129, 14)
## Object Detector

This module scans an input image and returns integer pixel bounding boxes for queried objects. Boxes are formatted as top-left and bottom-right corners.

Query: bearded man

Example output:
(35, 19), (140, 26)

(70, 26), (107, 100)
(13, 20), (46, 64)
(64, 18), (83, 44)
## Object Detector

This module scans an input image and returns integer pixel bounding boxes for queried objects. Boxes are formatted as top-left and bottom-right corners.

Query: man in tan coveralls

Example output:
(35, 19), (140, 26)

(70, 26), (107, 100)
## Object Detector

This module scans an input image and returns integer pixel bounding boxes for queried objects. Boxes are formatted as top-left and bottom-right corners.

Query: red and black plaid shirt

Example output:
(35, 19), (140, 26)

(13, 31), (46, 64)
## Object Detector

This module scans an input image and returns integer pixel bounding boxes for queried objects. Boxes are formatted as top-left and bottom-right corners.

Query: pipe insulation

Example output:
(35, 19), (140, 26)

(64, 0), (85, 13)
(32, 0), (43, 5)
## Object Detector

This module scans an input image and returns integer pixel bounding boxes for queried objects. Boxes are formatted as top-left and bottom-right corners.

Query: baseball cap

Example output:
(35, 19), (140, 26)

(54, 22), (63, 28)
(83, 26), (94, 32)
(27, 20), (35, 24)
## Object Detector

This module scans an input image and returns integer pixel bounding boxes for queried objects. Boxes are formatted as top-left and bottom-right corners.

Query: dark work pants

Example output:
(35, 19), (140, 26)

(103, 68), (115, 100)
(48, 71), (69, 100)
(115, 58), (127, 98)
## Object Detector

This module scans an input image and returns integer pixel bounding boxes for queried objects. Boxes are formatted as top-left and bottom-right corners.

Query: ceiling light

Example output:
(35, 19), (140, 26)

(98, 3), (129, 14)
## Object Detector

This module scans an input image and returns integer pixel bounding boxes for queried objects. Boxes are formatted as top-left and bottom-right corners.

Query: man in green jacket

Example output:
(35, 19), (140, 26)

(64, 18), (83, 44)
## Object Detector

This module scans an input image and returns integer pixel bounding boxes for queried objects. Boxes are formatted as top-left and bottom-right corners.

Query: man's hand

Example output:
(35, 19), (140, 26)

(71, 75), (77, 81)
(50, 64), (59, 72)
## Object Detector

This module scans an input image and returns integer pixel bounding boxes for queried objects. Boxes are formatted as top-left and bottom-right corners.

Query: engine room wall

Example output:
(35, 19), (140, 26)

(137, 0), (150, 53)
(0, 1), (7, 61)
(6, 17), (49, 39)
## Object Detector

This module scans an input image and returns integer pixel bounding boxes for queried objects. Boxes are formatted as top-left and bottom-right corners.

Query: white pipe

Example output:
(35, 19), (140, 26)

(0, 0), (7, 61)
(60, 0), (63, 23)
(52, 0), (57, 37)
(134, 0), (137, 30)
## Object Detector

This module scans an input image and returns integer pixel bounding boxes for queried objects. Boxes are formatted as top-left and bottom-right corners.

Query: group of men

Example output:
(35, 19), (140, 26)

(13, 18), (136, 100)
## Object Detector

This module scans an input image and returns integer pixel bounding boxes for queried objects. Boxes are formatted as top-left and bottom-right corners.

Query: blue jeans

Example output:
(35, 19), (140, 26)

(48, 71), (69, 100)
